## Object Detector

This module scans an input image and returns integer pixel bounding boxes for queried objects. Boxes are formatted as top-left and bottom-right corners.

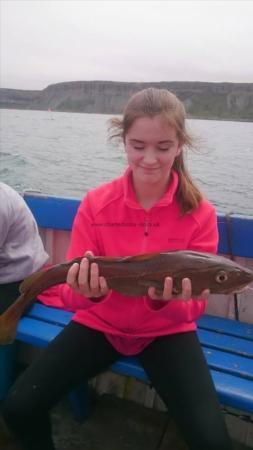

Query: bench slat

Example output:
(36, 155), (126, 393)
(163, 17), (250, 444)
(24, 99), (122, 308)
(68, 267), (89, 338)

(24, 195), (80, 230)
(27, 303), (73, 326)
(211, 370), (253, 413)
(17, 317), (63, 347)
(197, 314), (253, 340)
(203, 347), (253, 380)
(112, 358), (149, 382)
(197, 329), (253, 358)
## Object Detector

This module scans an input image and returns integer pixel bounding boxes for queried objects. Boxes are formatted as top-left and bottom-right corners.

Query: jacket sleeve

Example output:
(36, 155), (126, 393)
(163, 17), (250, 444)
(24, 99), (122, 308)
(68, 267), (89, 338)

(0, 196), (11, 248)
(187, 203), (219, 254)
(60, 193), (105, 310)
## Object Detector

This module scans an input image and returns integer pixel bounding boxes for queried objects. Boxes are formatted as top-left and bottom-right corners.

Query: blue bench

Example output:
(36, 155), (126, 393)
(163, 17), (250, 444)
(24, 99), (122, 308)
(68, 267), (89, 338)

(1, 193), (253, 421)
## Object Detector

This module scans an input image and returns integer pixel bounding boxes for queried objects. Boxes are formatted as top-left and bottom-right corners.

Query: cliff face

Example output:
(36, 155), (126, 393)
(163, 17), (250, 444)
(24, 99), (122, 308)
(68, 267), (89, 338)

(0, 88), (40, 109)
(1, 80), (253, 121)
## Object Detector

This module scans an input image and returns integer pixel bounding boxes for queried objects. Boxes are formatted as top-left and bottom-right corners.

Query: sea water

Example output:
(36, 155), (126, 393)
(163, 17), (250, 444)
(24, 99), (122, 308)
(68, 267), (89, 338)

(1, 109), (253, 215)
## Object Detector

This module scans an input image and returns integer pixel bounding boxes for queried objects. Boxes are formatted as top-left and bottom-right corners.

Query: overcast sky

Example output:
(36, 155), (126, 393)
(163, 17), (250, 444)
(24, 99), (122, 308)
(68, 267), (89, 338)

(1, 0), (253, 90)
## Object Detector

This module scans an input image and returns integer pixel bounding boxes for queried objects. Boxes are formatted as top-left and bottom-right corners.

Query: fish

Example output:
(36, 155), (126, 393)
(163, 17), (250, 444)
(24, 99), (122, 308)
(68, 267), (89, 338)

(0, 250), (253, 345)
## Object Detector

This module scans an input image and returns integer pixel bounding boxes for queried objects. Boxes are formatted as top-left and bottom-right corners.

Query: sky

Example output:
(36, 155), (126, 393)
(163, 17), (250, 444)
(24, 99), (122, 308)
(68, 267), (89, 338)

(1, 0), (253, 90)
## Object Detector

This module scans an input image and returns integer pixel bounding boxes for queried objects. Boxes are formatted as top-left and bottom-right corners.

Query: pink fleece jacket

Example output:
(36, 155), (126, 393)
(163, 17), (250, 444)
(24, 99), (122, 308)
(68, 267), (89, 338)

(38, 168), (218, 355)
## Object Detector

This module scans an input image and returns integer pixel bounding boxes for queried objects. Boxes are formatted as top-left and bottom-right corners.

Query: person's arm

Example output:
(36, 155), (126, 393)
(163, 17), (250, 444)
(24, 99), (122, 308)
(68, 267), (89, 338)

(0, 199), (11, 249)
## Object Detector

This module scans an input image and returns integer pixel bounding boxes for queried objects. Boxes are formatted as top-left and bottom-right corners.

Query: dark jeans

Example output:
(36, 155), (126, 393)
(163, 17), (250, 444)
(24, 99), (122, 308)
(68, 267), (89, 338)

(2, 322), (232, 450)
(0, 281), (23, 314)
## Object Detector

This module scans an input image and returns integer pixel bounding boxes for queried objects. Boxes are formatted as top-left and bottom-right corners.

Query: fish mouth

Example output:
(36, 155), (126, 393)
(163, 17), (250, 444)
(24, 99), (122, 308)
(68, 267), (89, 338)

(225, 270), (253, 294)
(226, 282), (253, 295)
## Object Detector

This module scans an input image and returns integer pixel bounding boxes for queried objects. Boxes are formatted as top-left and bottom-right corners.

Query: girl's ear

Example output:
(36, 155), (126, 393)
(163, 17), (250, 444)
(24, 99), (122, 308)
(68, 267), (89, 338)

(176, 146), (182, 157)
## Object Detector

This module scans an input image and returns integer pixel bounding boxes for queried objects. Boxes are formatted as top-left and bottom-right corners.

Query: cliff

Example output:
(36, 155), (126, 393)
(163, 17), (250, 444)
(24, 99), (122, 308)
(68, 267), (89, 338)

(1, 80), (253, 121)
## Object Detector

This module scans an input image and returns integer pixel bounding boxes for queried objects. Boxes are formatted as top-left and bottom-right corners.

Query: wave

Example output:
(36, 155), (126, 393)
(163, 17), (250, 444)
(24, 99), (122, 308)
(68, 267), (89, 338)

(0, 152), (26, 165)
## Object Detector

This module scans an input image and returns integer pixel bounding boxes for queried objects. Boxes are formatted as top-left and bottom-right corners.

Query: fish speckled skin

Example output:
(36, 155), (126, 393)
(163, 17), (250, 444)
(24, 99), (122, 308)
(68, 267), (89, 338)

(0, 250), (253, 345)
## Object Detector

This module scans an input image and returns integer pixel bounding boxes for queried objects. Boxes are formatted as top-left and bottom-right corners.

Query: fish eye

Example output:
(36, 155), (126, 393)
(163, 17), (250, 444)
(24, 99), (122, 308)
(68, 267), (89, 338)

(215, 271), (228, 283)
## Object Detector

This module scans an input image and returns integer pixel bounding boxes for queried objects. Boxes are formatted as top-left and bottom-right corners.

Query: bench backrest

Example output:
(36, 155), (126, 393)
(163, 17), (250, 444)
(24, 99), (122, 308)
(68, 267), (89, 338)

(24, 193), (253, 259)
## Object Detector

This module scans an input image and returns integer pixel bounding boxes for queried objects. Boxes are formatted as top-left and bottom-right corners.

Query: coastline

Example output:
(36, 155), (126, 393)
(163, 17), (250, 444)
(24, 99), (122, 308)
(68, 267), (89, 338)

(1, 106), (252, 124)
(1, 80), (253, 122)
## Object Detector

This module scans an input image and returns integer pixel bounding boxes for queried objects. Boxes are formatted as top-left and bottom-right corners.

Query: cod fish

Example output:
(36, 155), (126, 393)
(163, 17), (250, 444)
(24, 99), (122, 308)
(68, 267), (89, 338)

(0, 250), (253, 345)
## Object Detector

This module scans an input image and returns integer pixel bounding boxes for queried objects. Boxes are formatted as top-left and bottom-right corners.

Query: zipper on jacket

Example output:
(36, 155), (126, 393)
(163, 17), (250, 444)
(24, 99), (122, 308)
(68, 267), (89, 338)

(140, 215), (151, 253)
(144, 217), (149, 236)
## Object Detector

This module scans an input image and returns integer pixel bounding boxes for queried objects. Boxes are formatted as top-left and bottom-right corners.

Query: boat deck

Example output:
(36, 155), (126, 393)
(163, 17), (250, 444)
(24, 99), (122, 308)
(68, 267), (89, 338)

(1, 392), (253, 449)
(47, 394), (253, 450)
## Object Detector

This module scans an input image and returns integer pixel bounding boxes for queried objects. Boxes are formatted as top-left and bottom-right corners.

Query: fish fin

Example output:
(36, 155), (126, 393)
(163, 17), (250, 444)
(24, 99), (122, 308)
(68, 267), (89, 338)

(93, 251), (164, 264)
(19, 269), (46, 294)
(124, 253), (160, 262)
(93, 253), (159, 263)
(93, 256), (127, 262)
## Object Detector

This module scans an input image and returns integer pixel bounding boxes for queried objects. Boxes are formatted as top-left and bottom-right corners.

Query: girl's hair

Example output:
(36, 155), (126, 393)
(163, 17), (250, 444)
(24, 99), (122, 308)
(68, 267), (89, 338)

(108, 87), (203, 214)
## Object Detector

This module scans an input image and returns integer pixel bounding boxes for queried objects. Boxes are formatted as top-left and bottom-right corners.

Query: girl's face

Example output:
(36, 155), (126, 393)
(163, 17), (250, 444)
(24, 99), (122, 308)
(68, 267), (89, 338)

(124, 115), (182, 187)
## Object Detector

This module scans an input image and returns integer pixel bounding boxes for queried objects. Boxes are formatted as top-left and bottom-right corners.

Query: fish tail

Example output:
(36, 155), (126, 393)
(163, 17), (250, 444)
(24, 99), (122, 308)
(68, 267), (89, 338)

(0, 293), (27, 345)
(19, 269), (46, 293)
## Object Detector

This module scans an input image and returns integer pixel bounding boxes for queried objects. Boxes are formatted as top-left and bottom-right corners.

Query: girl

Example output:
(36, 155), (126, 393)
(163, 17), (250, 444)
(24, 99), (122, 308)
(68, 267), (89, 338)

(2, 88), (232, 450)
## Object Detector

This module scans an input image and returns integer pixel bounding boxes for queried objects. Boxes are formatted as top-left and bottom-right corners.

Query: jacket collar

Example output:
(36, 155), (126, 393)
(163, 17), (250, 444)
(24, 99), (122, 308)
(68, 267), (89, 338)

(123, 166), (179, 210)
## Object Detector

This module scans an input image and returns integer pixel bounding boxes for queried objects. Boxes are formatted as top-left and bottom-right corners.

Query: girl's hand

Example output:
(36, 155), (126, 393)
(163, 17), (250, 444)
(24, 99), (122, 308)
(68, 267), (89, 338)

(66, 251), (109, 299)
(148, 277), (210, 302)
